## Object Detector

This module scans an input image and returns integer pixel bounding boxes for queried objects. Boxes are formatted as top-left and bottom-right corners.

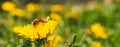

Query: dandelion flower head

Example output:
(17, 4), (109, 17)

(50, 13), (62, 22)
(26, 3), (41, 13)
(10, 8), (25, 17)
(91, 23), (108, 39)
(51, 4), (64, 12)
(92, 41), (102, 47)
(1, 1), (16, 12)
(13, 17), (59, 41)
(43, 35), (62, 47)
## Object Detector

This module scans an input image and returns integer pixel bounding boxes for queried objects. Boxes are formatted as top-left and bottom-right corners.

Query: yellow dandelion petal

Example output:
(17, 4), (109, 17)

(13, 25), (38, 41)
(23, 24), (38, 41)
(1, 1), (16, 12)
(13, 26), (23, 34)
(36, 17), (58, 39)
(48, 35), (62, 42)
(46, 17), (50, 21)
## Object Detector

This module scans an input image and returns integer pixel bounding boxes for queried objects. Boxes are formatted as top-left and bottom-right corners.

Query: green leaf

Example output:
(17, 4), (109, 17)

(22, 40), (32, 47)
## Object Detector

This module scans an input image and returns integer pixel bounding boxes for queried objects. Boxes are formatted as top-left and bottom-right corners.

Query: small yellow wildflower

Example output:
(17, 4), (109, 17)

(13, 17), (59, 41)
(26, 3), (41, 13)
(1, 1), (16, 12)
(43, 35), (62, 47)
(91, 41), (102, 47)
(91, 23), (108, 39)
(10, 8), (25, 17)
(51, 4), (64, 12)
(50, 13), (62, 22)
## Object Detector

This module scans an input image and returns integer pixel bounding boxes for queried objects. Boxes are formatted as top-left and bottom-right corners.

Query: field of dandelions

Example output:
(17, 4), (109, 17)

(0, 0), (120, 47)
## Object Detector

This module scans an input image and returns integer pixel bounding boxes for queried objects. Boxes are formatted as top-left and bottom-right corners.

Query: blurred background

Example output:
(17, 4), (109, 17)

(0, 0), (120, 47)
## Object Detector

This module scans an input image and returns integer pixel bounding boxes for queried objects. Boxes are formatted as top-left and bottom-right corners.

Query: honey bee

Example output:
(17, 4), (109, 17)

(33, 17), (46, 27)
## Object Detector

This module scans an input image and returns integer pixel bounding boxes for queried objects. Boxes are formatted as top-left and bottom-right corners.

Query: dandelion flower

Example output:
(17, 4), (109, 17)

(50, 13), (62, 22)
(43, 35), (62, 47)
(26, 3), (41, 13)
(51, 4), (64, 12)
(92, 41), (102, 47)
(91, 23), (108, 39)
(13, 17), (59, 41)
(1, 1), (16, 12)
(10, 8), (25, 17)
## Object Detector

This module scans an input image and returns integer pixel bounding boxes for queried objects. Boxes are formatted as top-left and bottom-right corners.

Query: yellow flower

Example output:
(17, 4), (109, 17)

(26, 3), (41, 13)
(50, 13), (62, 22)
(1, 1), (16, 12)
(91, 23), (108, 39)
(10, 8), (25, 17)
(13, 17), (59, 41)
(51, 4), (64, 12)
(92, 41), (102, 47)
(43, 35), (62, 47)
